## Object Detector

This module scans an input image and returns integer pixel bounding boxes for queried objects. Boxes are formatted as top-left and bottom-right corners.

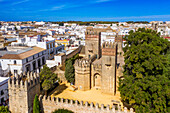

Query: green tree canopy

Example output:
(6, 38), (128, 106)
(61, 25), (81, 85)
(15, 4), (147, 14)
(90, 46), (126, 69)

(65, 60), (75, 83)
(59, 23), (64, 26)
(53, 109), (73, 113)
(119, 28), (170, 113)
(33, 94), (40, 113)
(65, 54), (79, 84)
(14, 26), (17, 31)
(40, 64), (59, 91)
(0, 106), (10, 113)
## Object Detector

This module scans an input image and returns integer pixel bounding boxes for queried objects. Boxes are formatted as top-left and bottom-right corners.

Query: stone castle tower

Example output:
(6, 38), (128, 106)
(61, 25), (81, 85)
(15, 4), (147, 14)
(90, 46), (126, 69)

(75, 27), (120, 95)
(85, 27), (105, 59)
(74, 59), (91, 91)
(101, 42), (117, 95)
(8, 72), (40, 113)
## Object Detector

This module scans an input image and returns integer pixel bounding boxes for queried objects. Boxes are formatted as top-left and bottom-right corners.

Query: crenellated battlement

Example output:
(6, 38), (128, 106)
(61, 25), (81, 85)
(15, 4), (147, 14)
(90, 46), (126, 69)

(74, 59), (90, 68)
(102, 42), (117, 49)
(39, 95), (134, 113)
(102, 42), (117, 56)
(74, 59), (91, 90)
(8, 71), (40, 113)
(115, 35), (123, 42)
(8, 72), (40, 90)
(85, 30), (100, 35)
(85, 27), (105, 40)
(92, 63), (102, 70)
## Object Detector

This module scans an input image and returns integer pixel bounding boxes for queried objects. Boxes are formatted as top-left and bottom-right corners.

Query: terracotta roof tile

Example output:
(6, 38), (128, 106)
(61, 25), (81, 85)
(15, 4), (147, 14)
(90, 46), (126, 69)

(0, 47), (45, 59)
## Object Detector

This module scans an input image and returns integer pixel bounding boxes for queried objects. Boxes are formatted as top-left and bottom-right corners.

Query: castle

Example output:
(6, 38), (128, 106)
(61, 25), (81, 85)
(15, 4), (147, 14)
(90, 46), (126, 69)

(8, 72), (40, 113)
(8, 72), (134, 113)
(74, 27), (123, 95)
(7, 27), (125, 113)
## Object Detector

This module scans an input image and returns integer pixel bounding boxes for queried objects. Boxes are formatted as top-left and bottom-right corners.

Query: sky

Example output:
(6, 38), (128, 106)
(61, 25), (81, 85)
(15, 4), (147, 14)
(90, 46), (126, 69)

(0, 0), (170, 21)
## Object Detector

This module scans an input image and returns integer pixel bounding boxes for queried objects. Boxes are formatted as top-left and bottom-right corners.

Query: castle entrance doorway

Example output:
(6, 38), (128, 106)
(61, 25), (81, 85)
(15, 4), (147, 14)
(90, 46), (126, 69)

(94, 74), (101, 89)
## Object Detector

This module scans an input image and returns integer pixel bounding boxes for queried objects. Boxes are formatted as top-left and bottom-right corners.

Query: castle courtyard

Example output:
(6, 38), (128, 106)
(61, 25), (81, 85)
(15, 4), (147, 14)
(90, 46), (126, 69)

(50, 83), (123, 107)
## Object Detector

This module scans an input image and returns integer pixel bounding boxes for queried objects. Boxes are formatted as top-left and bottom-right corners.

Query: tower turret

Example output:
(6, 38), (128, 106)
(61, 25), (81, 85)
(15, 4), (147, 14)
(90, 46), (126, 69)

(8, 72), (40, 113)
(85, 27), (102, 59)
(101, 42), (117, 95)
(74, 59), (91, 91)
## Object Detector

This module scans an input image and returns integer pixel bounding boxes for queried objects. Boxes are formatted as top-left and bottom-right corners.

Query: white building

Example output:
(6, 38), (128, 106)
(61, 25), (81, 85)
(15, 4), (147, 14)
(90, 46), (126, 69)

(101, 32), (116, 45)
(0, 46), (46, 75)
(46, 53), (66, 68)
(0, 77), (9, 106)
(35, 21), (45, 25)
(118, 29), (130, 36)
(12, 35), (64, 60)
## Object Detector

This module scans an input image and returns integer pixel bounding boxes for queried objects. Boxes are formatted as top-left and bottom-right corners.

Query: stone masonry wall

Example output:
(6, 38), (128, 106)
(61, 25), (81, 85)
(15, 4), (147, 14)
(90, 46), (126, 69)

(39, 95), (134, 113)
(8, 72), (40, 113)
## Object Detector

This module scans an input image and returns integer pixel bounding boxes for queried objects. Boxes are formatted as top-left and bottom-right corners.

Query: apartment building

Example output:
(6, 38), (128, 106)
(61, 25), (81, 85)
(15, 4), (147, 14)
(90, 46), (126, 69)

(0, 77), (9, 106)
(0, 46), (46, 75)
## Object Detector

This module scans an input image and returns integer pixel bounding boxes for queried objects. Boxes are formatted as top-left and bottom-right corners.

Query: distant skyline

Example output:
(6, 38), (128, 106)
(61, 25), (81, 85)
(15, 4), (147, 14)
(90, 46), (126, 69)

(0, 0), (170, 21)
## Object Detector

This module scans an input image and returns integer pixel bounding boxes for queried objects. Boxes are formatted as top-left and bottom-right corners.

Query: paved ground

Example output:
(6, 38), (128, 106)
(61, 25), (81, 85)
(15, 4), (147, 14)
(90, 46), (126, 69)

(50, 83), (122, 107)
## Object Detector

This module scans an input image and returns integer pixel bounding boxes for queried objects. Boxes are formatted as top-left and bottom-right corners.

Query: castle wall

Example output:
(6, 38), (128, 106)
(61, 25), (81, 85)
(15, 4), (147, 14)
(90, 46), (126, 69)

(75, 27), (122, 96)
(116, 42), (124, 67)
(85, 31), (101, 59)
(91, 63), (102, 89)
(8, 72), (40, 113)
(66, 45), (82, 59)
(101, 42), (117, 95)
(39, 95), (134, 113)
(9, 85), (28, 113)
(101, 56), (116, 95)
(85, 40), (100, 59)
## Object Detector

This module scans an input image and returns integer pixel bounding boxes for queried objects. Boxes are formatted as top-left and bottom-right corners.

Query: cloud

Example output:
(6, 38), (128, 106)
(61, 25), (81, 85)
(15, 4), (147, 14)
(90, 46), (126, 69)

(95, 0), (112, 3)
(12, 0), (29, 5)
(39, 5), (66, 12)
(51, 5), (66, 11)
(78, 15), (170, 21)
(103, 15), (170, 20)
(39, 0), (115, 12)
(39, 4), (84, 12)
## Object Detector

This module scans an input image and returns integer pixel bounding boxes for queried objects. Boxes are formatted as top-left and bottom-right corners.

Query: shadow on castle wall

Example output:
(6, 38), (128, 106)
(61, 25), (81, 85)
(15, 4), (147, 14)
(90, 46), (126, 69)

(50, 84), (68, 96)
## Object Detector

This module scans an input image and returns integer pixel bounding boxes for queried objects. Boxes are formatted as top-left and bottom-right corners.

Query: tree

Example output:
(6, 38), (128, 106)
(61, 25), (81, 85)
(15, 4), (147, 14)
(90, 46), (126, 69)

(65, 54), (79, 84)
(53, 109), (73, 113)
(14, 26), (17, 31)
(40, 65), (59, 95)
(119, 28), (170, 113)
(59, 23), (64, 26)
(65, 60), (75, 83)
(33, 94), (40, 113)
(0, 106), (10, 113)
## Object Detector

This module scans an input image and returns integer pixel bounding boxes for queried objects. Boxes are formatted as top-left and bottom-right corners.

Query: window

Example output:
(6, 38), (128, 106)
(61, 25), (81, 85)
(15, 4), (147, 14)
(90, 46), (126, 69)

(14, 70), (18, 74)
(26, 58), (28, 63)
(14, 60), (16, 64)
(42, 57), (45, 65)
(1, 90), (4, 95)
(32, 61), (36, 70)
(1, 98), (4, 104)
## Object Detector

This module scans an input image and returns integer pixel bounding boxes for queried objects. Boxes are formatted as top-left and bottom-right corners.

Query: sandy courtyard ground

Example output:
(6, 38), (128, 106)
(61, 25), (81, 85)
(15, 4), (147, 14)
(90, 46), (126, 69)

(50, 83), (122, 107)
